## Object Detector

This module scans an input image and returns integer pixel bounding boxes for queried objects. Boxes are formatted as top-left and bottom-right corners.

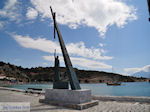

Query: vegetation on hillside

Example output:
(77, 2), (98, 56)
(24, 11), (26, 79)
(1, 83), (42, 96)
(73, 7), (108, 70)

(0, 61), (147, 83)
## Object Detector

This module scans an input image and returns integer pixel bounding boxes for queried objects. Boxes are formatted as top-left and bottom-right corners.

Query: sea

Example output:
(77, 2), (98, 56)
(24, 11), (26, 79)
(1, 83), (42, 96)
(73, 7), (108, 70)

(5, 82), (150, 97)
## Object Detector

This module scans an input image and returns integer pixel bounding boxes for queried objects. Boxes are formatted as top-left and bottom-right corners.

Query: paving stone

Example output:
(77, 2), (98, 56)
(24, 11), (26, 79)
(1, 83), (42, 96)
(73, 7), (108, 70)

(0, 89), (150, 112)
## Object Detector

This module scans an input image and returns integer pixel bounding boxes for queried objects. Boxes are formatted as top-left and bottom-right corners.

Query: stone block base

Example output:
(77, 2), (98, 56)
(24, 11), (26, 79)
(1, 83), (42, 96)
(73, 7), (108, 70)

(39, 89), (98, 110)
(45, 89), (91, 104)
(39, 99), (99, 110)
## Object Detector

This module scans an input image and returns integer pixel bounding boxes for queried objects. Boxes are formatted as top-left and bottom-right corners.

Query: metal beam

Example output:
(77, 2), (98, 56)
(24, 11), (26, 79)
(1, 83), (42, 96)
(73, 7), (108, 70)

(148, 0), (150, 21)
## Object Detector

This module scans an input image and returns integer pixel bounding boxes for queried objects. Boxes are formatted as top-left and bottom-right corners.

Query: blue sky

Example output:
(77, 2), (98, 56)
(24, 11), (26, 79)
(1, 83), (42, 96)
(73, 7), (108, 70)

(0, 0), (149, 75)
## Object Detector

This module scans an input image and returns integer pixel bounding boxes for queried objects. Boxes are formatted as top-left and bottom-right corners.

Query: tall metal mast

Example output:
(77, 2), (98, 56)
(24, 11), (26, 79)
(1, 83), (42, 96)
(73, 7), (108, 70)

(148, 0), (150, 21)
(50, 6), (81, 90)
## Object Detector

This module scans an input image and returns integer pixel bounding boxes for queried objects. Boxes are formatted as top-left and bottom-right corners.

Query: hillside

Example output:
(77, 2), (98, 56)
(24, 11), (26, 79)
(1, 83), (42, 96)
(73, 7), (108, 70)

(0, 61), (148, 83)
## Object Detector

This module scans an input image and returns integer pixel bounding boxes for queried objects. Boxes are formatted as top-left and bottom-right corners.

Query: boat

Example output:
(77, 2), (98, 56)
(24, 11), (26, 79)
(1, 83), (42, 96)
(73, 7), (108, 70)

(106, 82), (121, 86)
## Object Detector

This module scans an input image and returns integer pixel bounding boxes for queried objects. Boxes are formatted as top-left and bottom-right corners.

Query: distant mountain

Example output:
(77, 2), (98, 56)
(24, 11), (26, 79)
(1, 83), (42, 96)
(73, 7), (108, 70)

(131, 65), (150, 78)
(132, 71), (150, 78)
(0, 61), (148, 83)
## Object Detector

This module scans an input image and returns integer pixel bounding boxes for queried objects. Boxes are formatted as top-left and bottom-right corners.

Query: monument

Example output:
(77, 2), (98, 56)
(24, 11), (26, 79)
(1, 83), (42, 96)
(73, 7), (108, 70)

(39, 6), (98, 110)
(53, 52), (69, 89)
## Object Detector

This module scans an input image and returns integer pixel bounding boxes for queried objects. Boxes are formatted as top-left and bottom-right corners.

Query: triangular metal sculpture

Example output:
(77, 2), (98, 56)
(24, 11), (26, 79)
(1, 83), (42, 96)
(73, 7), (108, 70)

(50, 6), (81, 90)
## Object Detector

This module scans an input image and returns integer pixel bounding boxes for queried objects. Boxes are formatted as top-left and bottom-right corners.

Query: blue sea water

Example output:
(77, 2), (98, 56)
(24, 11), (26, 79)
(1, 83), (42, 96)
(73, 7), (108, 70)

(5, 82), (150, 97)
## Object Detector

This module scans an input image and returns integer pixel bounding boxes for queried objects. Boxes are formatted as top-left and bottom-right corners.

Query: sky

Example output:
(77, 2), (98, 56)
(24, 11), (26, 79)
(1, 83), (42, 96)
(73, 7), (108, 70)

(0, 0), (150, 75)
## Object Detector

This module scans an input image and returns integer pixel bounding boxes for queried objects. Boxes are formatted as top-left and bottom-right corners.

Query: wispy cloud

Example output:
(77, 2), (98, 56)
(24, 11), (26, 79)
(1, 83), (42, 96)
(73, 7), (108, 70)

(0, 0), (137, 35)
(0, 21), (5, 29)
(11, 34), (113, 60)
(29, 0), (137, 36)
(0, 0), (21, 28)
(42, 62), (48, 66)
(10, 33), (112, 70)
(124, 65), (150, 74)
(26, 7), (38, 20)
(43, 55), (112, 69)
(99, 43), (105, 47)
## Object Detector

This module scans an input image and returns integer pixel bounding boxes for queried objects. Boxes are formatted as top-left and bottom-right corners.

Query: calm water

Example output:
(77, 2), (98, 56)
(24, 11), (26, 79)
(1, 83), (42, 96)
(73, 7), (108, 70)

(5, 82), (150, 97)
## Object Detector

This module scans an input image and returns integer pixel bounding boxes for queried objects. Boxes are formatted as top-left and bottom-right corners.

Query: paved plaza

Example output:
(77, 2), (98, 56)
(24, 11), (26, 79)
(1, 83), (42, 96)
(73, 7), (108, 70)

(0, 89), (149, 112)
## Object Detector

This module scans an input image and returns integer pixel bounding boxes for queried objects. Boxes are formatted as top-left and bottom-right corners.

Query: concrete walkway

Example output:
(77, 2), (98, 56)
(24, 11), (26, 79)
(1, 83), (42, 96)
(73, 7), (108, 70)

(0, 89), (149, 112)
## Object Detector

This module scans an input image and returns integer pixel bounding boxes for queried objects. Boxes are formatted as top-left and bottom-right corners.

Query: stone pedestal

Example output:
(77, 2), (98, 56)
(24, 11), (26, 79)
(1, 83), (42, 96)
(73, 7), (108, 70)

(39, 89), (98, 110)
(45, 89), (91, 104)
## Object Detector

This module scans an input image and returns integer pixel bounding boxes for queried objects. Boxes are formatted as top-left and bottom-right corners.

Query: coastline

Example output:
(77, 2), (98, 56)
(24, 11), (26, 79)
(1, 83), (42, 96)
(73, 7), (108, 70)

(1, 82), (150, 97)
(0, 86), (150, 104)
(0, 87), (150, 112)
